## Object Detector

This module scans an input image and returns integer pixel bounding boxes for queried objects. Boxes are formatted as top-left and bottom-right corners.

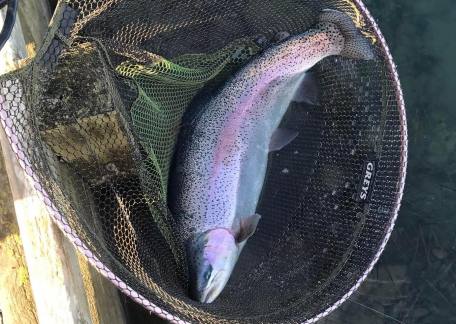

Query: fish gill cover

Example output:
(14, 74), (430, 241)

(0, 0), (405, 323)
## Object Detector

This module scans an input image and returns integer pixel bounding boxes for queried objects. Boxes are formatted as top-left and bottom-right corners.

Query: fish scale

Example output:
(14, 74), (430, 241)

(169, 9), (374, 303)
(172, 24), (344, 241)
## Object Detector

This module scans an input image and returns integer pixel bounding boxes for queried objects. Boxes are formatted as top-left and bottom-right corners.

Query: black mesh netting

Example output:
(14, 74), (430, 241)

(0, 0), (406, 323)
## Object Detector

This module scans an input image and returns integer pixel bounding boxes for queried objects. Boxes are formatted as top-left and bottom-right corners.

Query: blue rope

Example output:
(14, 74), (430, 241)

(0, 0), (18, 51)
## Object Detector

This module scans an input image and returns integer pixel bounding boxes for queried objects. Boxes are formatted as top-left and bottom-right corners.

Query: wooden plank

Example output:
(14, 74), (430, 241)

(37, 40), (137, 185)
(0, 113), (93, 324)
(0, 144), (37, 324)
(0, 1), (126, 324)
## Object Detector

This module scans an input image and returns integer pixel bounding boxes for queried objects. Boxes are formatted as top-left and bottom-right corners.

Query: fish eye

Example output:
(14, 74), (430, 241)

(204, 265), (213, 281)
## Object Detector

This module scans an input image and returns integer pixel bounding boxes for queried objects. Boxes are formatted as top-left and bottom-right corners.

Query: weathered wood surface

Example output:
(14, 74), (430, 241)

(0, 144), (37, 324)
(0, 4), (44, 324)
(37, 42), (115, 128)
(0, 1), (126, 324)
(0, 7), (94, 319)
(38, 41), (137, 185)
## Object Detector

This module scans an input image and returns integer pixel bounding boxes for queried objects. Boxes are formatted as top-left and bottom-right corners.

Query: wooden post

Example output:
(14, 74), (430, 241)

(0, 145), (37, 324)
(0, 1), (126, 324)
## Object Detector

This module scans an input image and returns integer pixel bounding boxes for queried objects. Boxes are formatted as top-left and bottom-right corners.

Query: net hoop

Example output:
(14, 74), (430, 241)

(0, 0), (406, 322)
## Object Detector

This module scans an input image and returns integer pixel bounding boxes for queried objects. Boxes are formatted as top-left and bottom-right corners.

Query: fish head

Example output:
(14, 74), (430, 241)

(187, 228), (238, 303)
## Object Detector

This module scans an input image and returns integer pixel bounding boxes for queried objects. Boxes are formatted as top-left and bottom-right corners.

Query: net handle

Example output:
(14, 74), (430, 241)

(0, 0), (18, 51)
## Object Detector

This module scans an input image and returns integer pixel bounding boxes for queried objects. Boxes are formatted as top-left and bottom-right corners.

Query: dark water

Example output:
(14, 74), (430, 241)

(322, 1), (456, 323)
(121, 1), (456, 323)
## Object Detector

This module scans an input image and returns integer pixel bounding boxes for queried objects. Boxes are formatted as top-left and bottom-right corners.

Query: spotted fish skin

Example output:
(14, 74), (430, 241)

(169, 10), (374, 303)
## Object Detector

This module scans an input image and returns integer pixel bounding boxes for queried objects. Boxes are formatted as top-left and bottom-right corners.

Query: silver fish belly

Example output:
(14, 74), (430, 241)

(169, 9), (374, 303)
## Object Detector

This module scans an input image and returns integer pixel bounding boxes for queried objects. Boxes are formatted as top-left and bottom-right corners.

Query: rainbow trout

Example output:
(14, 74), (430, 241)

(169, 9), (374, 303)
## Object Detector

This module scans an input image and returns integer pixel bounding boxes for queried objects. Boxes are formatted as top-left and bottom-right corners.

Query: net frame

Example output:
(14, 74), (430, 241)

(0, 0), (407, 323)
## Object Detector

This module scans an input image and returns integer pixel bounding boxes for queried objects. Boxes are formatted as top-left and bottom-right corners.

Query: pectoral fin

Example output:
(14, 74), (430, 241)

(292, 72), (320, 105)
(269, 128), (299, 152)
(234, 214), (261, 243)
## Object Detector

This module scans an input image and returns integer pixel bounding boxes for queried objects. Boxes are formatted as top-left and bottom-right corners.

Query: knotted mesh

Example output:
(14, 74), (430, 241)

(0, 0), (406, 322)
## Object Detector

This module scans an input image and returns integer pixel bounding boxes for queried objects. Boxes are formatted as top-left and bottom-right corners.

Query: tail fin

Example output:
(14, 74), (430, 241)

(319, 9), (374, 60)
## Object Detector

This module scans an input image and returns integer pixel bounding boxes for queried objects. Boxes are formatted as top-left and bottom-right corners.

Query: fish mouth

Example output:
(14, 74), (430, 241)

(198, 271), (225, 303)
(200, 285), (219, 303)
